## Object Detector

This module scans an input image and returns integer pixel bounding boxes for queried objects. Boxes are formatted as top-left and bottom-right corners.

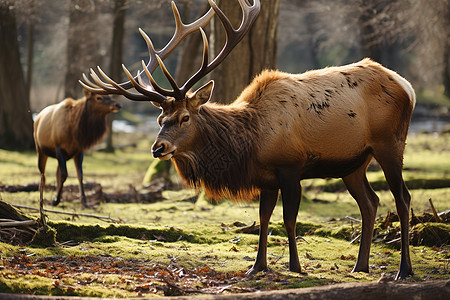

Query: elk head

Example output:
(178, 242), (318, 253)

(83, 88), (122, 114)
(79, 0), (260, 158)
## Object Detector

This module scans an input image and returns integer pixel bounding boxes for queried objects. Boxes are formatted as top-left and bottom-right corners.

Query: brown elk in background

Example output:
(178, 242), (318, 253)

(81, 0), (415, 279)
(33, 88), (121, 216)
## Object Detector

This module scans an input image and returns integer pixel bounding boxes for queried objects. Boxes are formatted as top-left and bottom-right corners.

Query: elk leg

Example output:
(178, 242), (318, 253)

(277, 168), (303, 273)
(53, 147), (68, 206)
(342, 158), (379, 273)
(376, 153), (413, 279)
(38, 152), (48, 226)
(246, 189), (278, 275)
(74, 152), (87, 208)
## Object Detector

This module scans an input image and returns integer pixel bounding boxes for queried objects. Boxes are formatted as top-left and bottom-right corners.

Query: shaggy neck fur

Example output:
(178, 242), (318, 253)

(72, 100), (108, 151)
(172, 103), (261, 200)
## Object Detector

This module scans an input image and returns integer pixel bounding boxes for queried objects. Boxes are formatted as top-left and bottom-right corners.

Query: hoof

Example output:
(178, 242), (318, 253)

(351, 265), (369, 274)
(395, 269), (414, 280)
(290, 266), (306, 275)
(52, 198), (61, 206)
(246, 265), (267, 276)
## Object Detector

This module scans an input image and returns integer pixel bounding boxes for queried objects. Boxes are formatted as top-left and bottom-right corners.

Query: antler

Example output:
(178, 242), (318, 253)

(80, 0), (260, 103)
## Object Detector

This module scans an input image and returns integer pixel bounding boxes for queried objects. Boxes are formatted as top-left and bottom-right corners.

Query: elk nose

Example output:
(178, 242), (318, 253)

(152, 144), (165, 158)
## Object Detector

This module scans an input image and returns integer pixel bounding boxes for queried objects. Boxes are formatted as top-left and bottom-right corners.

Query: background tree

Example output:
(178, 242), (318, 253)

(211, 0), (280, 103)
(64, 0), (101, 99)
(0, 1), (34, 150)
(105, 0), (126, 153)
(411, 0), (450, 97)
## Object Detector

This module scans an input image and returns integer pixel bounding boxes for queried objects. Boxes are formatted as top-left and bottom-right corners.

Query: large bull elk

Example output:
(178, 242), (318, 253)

(80, 0), (415, 279)
(33, 89), (121, 216)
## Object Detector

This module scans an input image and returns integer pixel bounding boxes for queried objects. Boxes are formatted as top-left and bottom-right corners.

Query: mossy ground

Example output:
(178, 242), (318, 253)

(0, 132), (448, 297)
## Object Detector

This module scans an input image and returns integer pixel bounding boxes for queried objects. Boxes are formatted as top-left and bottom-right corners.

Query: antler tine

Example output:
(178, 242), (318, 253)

(140, 60), (173, 97)
(182, 0), (260, 94)
(136, 2), (215, 90)
(79, 75), (110, 95)
(181, 28), (209, 93)
(79, 3), (215, 99)
(79, 73), (109, 94)
(79, 1), (259, 102)
(92, 67), (152, 101)
(119, 64), (166, 103)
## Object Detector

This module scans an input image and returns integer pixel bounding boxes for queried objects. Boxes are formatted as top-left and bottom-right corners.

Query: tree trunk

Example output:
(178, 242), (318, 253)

(443, 3), (450, 98)
(357, 0), (382, 63)
(211, 0), (280, 104)
(26, 20), (35, 98)
(0, 2), (34, 150)
(105, 0), (126, 153)
(64, 0), (100, 99)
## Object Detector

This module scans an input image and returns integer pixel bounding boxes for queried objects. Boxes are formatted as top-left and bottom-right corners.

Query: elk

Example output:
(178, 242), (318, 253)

(80, 0), (415, 279)
(33, 88), (121, 215)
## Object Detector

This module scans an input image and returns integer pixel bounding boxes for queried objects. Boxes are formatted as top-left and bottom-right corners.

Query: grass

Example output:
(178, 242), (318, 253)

(0, 131), (449, 297)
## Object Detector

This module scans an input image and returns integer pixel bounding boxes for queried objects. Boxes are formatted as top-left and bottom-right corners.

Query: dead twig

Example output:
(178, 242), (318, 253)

(11, 204), (121, 223)
(345, 216), (362, 223)
(428, 198), (442, 223)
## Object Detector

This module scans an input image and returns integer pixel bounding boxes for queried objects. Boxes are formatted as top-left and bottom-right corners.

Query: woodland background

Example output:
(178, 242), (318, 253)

(0, 0), (449, 150)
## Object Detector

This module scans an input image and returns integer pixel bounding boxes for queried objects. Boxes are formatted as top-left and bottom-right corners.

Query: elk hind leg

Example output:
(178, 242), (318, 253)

(342, 158), (379, 273)
(277, 168), (303, 273)
(376, 151), (413, 279)
(74, 152), (87, 208)
(53, 147), (68, 207)
(246, 189), (278, 275)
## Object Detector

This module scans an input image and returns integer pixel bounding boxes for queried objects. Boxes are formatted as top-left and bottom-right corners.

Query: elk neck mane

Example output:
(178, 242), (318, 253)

(70, 98), (108, 151)
(172, 102), (262, 201)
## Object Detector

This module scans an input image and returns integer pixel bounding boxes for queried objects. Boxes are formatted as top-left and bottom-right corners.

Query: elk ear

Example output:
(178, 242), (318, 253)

(83, 88), (93, 99)
(151, 101), (162, 109)
(188, 80), (214, 109)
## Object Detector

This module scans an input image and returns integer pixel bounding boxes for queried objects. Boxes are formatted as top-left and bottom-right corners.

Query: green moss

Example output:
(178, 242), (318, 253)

(49, 221), (194, 243)
(30, 225), (57, 247)
(411, 223), (450, 246)
(142, 159), (171, 184)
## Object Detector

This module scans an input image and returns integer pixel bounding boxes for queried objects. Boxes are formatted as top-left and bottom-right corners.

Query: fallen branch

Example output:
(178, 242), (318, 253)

(0, 220), (37, 227)
(11, 204), (121, 223)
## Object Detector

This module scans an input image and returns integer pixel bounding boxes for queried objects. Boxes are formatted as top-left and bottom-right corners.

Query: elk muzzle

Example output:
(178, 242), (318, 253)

(112, 103), (122, 112)
(151, 141), (175, 160)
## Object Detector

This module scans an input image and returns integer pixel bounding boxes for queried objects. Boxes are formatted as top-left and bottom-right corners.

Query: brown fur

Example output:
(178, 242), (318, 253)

(173, 104), (261, 200)
(33, 90), (121, 207)
(152, 58), (415, 279)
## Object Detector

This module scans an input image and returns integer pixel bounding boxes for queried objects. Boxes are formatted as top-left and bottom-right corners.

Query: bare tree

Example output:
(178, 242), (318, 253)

(0, 0), (34, 150)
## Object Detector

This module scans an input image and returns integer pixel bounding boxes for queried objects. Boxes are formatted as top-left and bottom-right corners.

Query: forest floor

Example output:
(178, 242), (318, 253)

(0, 131), (448, 298)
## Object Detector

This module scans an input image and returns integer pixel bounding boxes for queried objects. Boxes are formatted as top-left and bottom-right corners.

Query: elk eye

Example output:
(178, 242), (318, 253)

(181, 115), (190, 124)
(96, 97), (102, 101)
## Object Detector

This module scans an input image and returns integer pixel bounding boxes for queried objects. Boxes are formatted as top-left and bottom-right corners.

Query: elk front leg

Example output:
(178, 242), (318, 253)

(74, 152), (87, 208)
(37, 152), (48, 226)
(53, 147), (68, 206)
(246, 189), (278, 275)
(277, 168), (303, 273)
